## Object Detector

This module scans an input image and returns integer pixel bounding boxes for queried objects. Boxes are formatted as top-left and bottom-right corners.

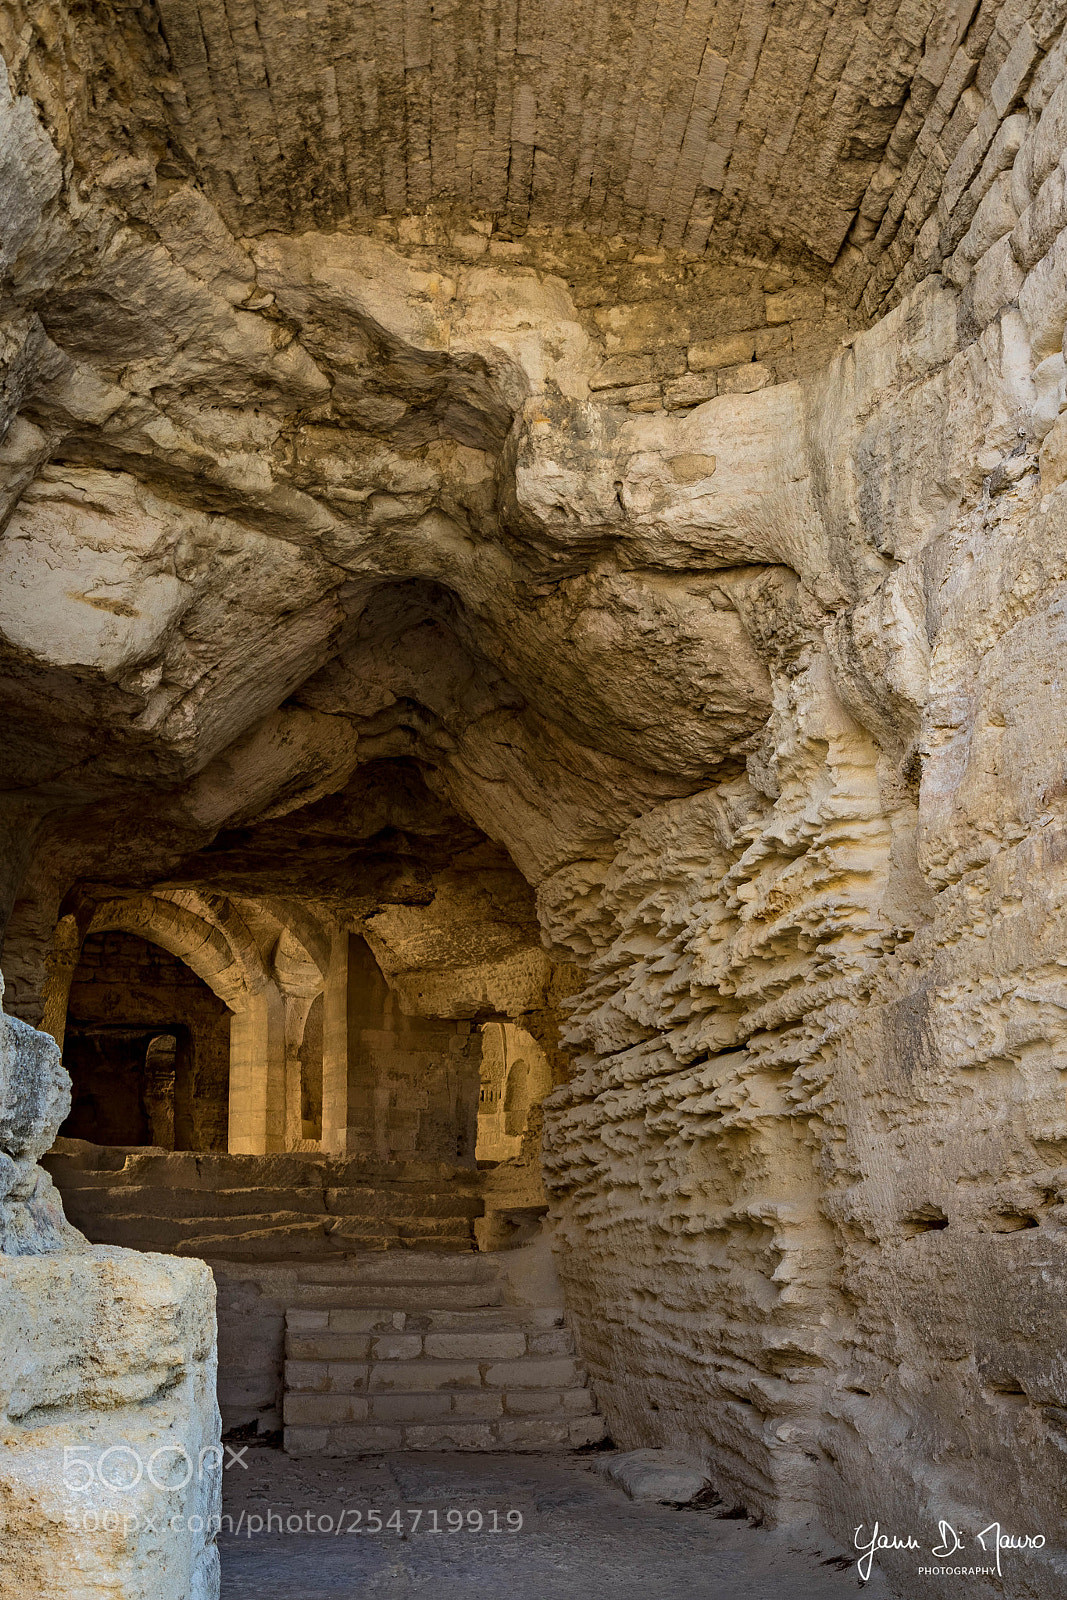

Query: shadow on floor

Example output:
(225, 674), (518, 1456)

(219, 1448), (884, 1599)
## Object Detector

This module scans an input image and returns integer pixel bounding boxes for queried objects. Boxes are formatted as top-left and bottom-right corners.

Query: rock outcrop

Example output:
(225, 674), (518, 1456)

(0, 975), (221, 1599)
(0, 971), (84, 1252)
(4, 2), (1067, 1596)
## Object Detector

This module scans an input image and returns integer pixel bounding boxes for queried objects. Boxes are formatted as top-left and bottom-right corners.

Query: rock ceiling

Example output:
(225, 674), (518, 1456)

(0, 0), (1047, 975)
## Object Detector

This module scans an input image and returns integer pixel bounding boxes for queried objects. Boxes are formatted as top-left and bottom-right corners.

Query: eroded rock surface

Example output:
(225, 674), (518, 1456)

(3, 3), (1067, 1596)
(0, 973), (221, 1598)
(0, 971), (83, 1252)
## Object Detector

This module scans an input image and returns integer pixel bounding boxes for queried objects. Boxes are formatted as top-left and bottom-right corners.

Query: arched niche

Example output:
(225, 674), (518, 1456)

(59, 930), (231, 1150)
(298, 991), (325, 1143)
(476, 1021), (553, 1164)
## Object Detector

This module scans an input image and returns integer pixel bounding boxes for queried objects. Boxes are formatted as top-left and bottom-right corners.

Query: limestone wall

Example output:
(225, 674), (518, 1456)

(539, 55), (1067, 1591)
(0, 973), (221, 1599)
(1, 1250), (221, 1600)
(345, 934), (481, 1165)
(5, 1), (1067, 1592)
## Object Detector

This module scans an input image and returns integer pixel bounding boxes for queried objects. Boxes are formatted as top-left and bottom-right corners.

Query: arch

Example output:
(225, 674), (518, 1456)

(68, 895), (339, 1157)
(476, 1022), (552, 1162)
(272, 926), (323, 998)
(59, 932), (231, 1150)
(86, 894), (268, 1012)
(261, 897), (332, 979)
(153, 890), (273, 997)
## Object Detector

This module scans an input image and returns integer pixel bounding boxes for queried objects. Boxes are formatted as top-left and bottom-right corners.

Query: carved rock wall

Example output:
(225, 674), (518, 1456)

(542, 71), (1067, 1589)
(3, 2), (1067, 1593)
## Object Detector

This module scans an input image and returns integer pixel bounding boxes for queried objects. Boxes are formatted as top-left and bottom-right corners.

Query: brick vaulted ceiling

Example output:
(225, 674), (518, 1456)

(105, 0), (985, 270)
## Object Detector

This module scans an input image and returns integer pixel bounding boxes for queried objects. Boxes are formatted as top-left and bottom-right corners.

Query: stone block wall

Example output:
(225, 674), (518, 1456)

(350, 217), (860, 413)
(840, 0), (1067, 322)
(62, 932), (230, 1151)
(346, 936), (481, 1166)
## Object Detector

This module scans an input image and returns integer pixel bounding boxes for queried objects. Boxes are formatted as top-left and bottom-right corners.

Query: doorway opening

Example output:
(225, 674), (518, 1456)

(60, 930), (230, 1150)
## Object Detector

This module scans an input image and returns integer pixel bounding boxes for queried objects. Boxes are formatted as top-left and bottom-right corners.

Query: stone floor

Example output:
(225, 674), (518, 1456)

(220, 1447), (889, 1598)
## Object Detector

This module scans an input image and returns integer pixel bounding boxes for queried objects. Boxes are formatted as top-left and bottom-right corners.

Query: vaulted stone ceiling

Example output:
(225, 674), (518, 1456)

(11, 0), (989, 279)
(147, 0), (957, 262)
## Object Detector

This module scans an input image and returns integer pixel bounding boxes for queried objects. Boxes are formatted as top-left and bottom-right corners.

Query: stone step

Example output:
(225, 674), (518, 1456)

(45, 1144), (483, 1192)
(65, 1214), (476, 1259)
(186, 1225), (475, 1262)
(284, 1415), (608, 1454)
(67, 1212), (461, 1245)
(278, 1250), (605, 1456)
(184, 1235), (365, 1262)
(286, 1316), (575, 1359)
(55, 1184), (483, 1221)
(60, 1185), (325, 1218)
(330, 1217), (474, 1242)
(284, 1387), (594, 1425)
(278, 1280), (503, 1309)
(285, 1350), (587, 1390)
(65, 1207), (331, 1236)
(293, 1252), (500, 1285)
(327, 1189), (483, 1219)
(65, 1212), (333, 1250)
(287, 1305), (567, 1333)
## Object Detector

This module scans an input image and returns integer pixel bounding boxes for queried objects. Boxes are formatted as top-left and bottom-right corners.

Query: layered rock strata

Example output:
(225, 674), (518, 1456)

(3, 4), (1067, 1597)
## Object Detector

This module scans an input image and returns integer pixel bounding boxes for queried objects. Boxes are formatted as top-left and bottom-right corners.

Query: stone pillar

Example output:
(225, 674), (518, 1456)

(38, 913), (83, 1051)
(320, 932), (350, 1155)
(0, 967), (221, 1598)
(227, 983), (285, 1154)
(344, 936), (481, 1165)
(345, 936), (387, 1160)
(172, 1028), (197, 1152)
(282, 994), (305, 1150)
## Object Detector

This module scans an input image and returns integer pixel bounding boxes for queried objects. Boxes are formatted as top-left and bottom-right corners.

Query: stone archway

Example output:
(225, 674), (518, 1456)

(476, 1021), (553, 1163)
(48, 892), (337, 1158)
(59, 929), (231, 1150)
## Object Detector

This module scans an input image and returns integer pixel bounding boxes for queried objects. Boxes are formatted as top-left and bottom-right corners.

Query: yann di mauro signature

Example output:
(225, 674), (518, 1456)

(853, 1520), (1046, 1582)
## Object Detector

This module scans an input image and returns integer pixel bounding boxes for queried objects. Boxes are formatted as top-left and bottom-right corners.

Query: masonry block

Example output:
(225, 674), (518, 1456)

(369, 1359), (483, 1392)
(483, 1358), (582, 1389)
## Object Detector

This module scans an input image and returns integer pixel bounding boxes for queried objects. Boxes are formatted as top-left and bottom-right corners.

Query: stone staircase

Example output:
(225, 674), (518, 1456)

(44, 1142), (605, 1451)
(43, 1141), (482, 1259)
(281, 1252), (606, 1453)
